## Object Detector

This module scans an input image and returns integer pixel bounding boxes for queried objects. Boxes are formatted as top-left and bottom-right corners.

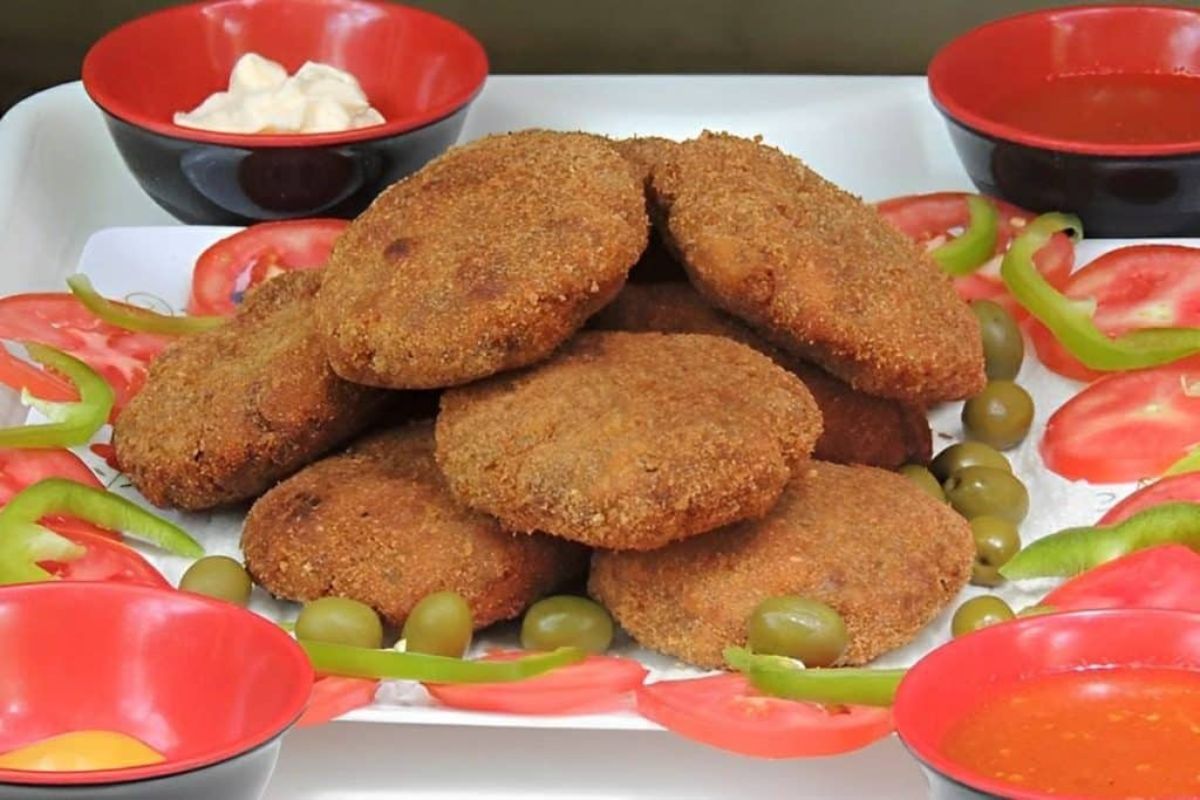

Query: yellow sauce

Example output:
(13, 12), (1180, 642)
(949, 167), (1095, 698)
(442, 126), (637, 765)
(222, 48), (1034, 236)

(0, 730), (165, 772)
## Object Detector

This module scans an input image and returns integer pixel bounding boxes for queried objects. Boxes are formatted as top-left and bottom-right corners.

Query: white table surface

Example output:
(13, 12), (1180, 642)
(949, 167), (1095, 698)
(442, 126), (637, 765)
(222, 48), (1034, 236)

(0, 75), (970, 798)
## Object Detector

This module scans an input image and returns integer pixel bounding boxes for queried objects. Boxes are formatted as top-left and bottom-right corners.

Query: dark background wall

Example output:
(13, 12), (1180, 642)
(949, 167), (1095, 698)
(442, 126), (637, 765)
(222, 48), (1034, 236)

(3, 0), (1196, 112)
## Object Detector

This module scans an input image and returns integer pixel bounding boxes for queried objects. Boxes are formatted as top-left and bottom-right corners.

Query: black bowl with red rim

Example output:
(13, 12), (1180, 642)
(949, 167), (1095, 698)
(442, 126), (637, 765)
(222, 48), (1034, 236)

(928, 5), (1200, 237)
(82, 0), (488, 225)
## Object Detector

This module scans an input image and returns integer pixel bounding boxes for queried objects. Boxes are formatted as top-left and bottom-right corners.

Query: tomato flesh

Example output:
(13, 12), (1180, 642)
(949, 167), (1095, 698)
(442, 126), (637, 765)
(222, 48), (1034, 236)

(296, 677), (380, 728)
(1099, 473), (1200, 526)
(877, 192), (1074, 317)
(635, 673), (892, 759)
(1028, 245), (1200, 382)
(425, 653), (648, 715)
(1045, 545), (1200, 614)
(1041, 358), (1200, 483)
(41, 528), (168, 587)
(0, 448), (118, 540)
(189, 219), (348, 317)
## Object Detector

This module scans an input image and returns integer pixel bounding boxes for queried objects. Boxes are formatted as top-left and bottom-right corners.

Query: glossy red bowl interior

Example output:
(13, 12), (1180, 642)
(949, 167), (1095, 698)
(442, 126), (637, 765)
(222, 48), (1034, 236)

(894, 609), (1200, 800)
(0, 582), (312, 786)
(82, 0), (488, 148)
(929, 4), (1200, 157)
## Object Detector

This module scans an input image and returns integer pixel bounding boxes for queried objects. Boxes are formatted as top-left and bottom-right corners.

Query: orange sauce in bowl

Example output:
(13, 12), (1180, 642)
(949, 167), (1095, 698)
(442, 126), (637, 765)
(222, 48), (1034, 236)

(987, 73), (1200, 146)
(942, 667), (1200, 797)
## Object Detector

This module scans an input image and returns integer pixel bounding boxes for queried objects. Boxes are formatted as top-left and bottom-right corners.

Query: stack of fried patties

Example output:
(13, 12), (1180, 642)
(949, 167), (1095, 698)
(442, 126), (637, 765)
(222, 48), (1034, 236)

(113, 130), (985, 668)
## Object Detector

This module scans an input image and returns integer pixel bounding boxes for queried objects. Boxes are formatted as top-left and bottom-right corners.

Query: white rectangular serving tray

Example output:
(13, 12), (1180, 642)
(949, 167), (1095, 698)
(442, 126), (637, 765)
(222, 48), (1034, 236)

(0, 76), (1172, 799)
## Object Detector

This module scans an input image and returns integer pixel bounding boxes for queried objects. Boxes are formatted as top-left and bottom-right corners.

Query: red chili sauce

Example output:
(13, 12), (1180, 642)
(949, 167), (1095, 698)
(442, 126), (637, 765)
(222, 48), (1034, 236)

(942, 667), (1200, 797)
(988, 73), (1200, 146)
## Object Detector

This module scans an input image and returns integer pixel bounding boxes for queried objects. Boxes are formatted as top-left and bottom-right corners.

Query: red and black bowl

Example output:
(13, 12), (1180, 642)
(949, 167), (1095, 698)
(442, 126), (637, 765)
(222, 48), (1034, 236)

(894, 609), (1200, 800)
(0, 582), (312, 799)
(928, 5), (1200, 237)
(82, 0), (488, 225)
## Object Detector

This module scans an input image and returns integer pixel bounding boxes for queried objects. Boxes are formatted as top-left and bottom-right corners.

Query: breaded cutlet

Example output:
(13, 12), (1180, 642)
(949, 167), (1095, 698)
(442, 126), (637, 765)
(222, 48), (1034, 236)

(435, 331), (822, 551)
(613, 136), (687, 283)
(651, 132), (985, 404)
(590, 282), (931, 468)
(589, 461), (974, 668)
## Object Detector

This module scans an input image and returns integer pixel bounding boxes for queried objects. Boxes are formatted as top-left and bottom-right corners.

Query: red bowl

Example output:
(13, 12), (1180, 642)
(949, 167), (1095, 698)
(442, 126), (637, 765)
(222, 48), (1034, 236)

(894, 609), (1200, 800)
(0, 582), (312, 788)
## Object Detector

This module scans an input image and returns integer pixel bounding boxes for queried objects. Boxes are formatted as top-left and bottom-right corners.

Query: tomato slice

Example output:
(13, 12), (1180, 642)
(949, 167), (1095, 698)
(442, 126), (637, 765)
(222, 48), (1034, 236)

(296, 677), (380, 728)
(0, 295), (170, 415)
(425, 652), (648, 715)
(1100, 474), (1200, 526)
(0, 448), (117, 540)
(41, 528), (168, 587)
(877, 192), (1074, 318)
(1027, 245), (1200, 382)
(1045, 545), (1200, 614)
(636, 673), (893, 759)
(189, 219), (348, 317)
(1041, 358), (1200, 483)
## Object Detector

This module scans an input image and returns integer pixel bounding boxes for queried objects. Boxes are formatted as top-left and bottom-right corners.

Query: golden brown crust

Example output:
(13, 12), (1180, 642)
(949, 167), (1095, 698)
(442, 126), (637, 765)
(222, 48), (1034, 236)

(241, 421), (587, 627)
(315, 130), (649, 389)
(613, 137), (687, 284)
(590, 282), (931, 467)
(436, 331), (822, 550)
(612, 136), (680, 188)
(113, 272), (389, 510)
(589, 461), (974, 668)
(652, 132), (986, 404)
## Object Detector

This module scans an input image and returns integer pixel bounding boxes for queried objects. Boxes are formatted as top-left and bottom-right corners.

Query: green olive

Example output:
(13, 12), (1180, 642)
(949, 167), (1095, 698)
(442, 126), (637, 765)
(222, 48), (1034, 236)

(961, 380), (1035, 451)
(944, 466), (1029, 524)
(296, 597), (383, 649)
(951, 595), (1014, 637)
(971, 300), (1025, 381)
(970, 563), (1004, 588)
(746, 596), (848, 668)
(1018, 604), (1058, 618)
(179, 555), (252, 606)
(402, 591), (473, 658)
(898, 464), (946, 502)
(970, 515), (1021, 574)
(521, 595), (614, 653)
(930, 442), (1012, 483)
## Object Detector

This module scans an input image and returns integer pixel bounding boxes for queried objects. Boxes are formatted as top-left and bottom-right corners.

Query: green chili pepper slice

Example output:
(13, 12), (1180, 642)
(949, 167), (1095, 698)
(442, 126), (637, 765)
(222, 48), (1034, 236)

(724, 647), (904, 707)
(302, 641), (586, 683)
(67, 275), (224, 335)
(1164, 448), (1200, 477)
(0, 478), (203, 585)
(1001, 502), (1200, 580)
(0, 343), (113, 448)
(1002, 214), (1200, 371)
(930, 194), (999, 277)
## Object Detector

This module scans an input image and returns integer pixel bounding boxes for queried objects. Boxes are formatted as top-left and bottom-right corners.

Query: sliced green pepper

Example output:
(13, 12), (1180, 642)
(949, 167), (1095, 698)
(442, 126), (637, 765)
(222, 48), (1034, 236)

(1164, 448), (1200, 477)
(1001, 502), (1200, 580)
(1002, 214), (1200, 371)
(67, 275), (224, 335)
(302, 641), (586, 683)
(0, 478), (203, 584)
(931, 194), (999, 277)
(724, 647), (904, 707)
(0, 343), (113, 448)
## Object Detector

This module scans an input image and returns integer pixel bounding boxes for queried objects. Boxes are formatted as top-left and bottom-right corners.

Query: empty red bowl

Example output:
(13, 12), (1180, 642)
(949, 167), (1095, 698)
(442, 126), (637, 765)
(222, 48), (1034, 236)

(83, 0), (488, 224)
(894, 609), (1200, 800)
(928, 5), (1200, 236)
(0, 582), (312, 798)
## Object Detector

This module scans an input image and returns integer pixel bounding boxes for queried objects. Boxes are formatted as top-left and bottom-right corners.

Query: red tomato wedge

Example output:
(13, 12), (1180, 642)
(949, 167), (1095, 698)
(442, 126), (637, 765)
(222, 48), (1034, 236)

(877, 192), (1074, 317)
(1099, 473), (1200, 526)
(41, 528), (168, 587)
(1028, 245), (1200, 382)
(1041, 358), (1200, 483)
(425, 653), (648, 715)
(0, 294), (171, 414)
(636, 673), (893, 759)
(296, 677), (380, 728)
(189, 219), (348, 317)
(1045, 545), (1200, 614)
(0, 448), (116, 540)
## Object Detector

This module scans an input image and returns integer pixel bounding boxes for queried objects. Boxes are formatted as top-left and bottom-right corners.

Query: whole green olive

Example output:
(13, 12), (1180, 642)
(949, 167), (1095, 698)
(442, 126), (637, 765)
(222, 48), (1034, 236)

(951, 595), (1014, 637)
(944, 466), (1029, 524)
(898, 464), (946, 502)
(930, 442), (1012, 483)
(179, 555), (252, 606)
(970, 515), (1021, 586)
(746, 596), (848, 668)
(971, 300), (1025, 381)
(296, 597), (383, 649)
(521, 595), (614, 653)
(961, 380), (1035, 451)
(402, 591), (474, 658)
